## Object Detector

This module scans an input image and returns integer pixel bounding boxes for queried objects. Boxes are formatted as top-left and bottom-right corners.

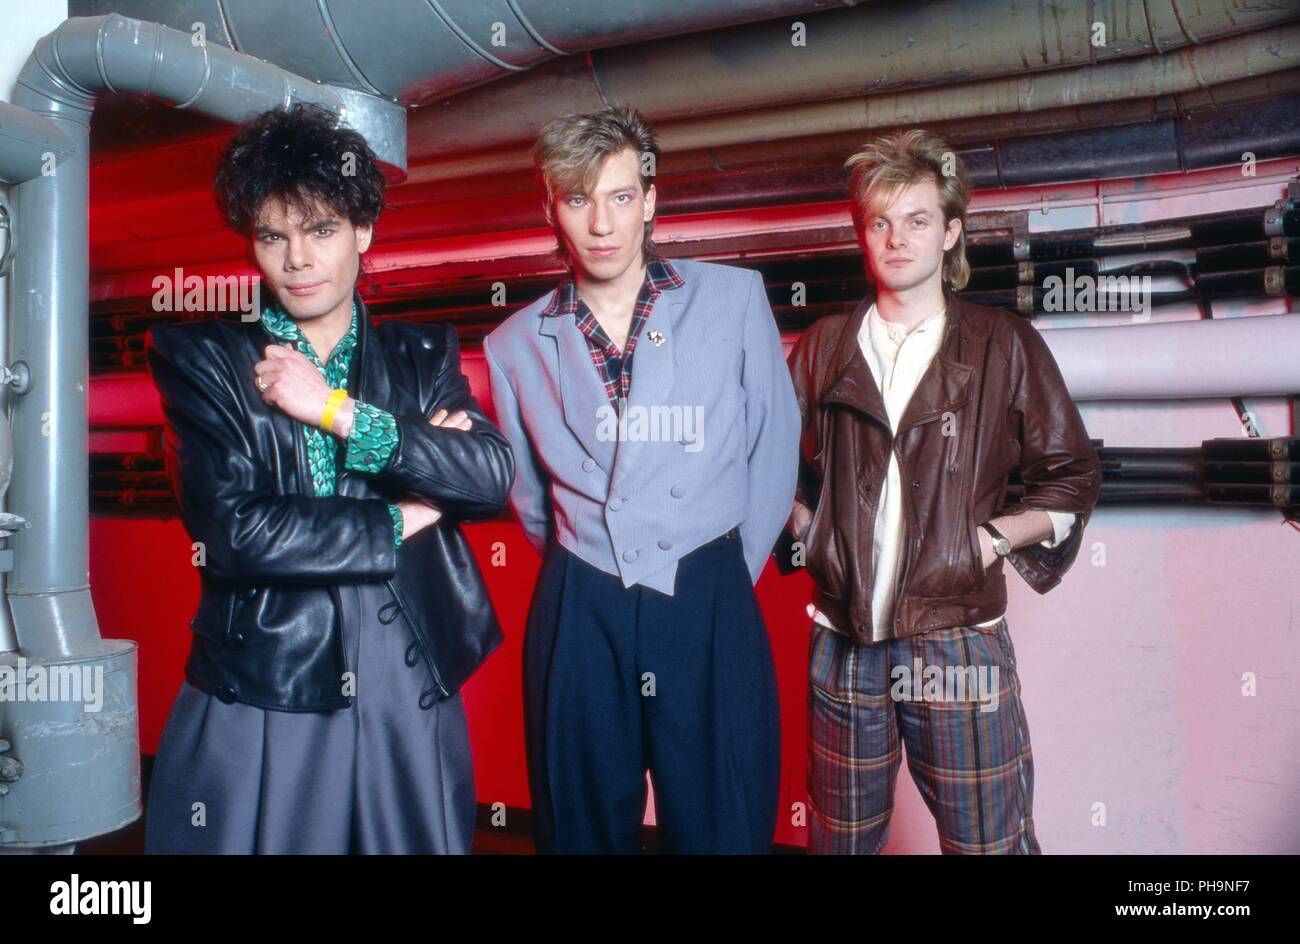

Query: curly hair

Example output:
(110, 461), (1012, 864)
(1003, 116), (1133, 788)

(213, 102), (386, 235)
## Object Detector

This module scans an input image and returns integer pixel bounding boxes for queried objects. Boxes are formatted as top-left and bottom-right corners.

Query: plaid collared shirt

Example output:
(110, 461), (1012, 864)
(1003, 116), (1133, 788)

(541, 258), (685, 406)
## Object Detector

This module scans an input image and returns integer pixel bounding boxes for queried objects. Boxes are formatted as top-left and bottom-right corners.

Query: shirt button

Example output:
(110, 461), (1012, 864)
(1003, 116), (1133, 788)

(215, 684), (238, 705)
(581, 458), (596, 472)
(609, 497), (624, 511)
(658, 539), (673, 550)
(622, 549), (638, 562)
(670, 486), (684, 498)
(912, 481), (920, 488)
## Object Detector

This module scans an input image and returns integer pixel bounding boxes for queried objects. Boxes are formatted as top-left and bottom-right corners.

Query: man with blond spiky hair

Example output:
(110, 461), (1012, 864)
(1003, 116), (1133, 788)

(787, 129), (1101, 854)
(485, 104), (800, 854)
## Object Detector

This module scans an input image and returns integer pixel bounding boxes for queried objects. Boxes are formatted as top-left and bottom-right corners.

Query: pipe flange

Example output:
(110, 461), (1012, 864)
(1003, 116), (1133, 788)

(1263, 207), (1284, 237)
(1, 362), (31, 395)
(0, 738), (19, 787)
(1263, 266), (1284, 296)
(1016, 284), (1035, 315)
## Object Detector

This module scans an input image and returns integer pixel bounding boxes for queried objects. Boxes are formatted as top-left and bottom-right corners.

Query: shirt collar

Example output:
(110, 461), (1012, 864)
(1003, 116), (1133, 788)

(865, 300), (947, 346)
(541, 257), (684, 317)
(261, 299), (359, 368)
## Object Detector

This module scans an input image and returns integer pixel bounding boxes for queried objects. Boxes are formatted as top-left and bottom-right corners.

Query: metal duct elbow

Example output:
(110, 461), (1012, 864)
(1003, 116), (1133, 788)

(13, 13), (405, 169)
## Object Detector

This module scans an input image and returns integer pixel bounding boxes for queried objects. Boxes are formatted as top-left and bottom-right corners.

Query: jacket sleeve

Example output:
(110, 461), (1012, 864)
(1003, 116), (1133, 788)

(146, 324), (399, 586)
(366, 324), (515, 522)
(773, 321), (822, 577)
(788, 319), (824, 512)
(1002, 317), (1103, 593)
(482, 331), (551, 552)
(738, 269), (802, 584)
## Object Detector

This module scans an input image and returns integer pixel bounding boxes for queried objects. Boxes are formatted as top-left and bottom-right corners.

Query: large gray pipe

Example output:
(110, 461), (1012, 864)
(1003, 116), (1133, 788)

(0, 104), (72, 657)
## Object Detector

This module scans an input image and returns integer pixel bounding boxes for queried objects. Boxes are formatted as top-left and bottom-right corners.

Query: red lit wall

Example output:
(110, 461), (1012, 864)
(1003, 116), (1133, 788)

(88, 346), (815, 844)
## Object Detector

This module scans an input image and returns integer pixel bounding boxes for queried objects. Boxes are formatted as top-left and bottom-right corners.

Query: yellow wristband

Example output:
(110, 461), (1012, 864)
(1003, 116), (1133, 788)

(321, 388), (349, 434)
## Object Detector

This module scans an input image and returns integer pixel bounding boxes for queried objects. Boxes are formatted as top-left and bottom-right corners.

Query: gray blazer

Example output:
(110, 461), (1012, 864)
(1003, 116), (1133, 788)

(483, 258), (799, 595)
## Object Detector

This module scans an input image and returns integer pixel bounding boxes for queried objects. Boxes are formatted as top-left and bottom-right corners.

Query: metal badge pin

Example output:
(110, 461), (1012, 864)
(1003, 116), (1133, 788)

(648, 330), (665, 346)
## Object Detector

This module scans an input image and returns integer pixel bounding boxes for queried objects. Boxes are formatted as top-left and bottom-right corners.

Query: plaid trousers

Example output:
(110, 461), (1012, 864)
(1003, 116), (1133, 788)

(807, 617), (1041, 854)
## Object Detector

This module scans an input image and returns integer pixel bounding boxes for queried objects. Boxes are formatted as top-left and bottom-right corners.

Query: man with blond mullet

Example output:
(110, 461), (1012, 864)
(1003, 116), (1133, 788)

(786, 130), (1101, 854)
(485, 104), (799, 854)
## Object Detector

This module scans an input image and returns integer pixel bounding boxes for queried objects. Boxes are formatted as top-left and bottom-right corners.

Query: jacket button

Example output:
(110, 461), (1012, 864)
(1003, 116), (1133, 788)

(622, 549), (638, 562)
(670, 486), (684, 498)
(658, 539), (673, 550)
(420, 336), (435, 350)
(227, 631), (246, 649)
(609, 497), (624, 511)
(912, 481), (920, 488)
(581, 458), (596, 472)
(215, 684), (238, 704)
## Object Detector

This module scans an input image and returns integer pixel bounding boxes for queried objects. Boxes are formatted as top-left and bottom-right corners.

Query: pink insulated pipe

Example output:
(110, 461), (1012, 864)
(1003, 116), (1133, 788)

(1039, 314), (1300, 400)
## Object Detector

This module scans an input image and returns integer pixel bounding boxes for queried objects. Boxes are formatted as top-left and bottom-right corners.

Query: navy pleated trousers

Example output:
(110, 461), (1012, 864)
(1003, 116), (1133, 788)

(523, 529), (782, 854)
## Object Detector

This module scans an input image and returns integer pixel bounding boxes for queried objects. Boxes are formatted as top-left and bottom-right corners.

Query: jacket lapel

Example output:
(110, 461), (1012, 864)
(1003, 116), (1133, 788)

(253, 305), (313, 495)
(820, 292), (974, 434)
(337, 291), (391, 497)
(896, 304), (974, 435)
(623, 288), (682, 420)
(538, 295), (618, 470)
(821, 297), (890, 428)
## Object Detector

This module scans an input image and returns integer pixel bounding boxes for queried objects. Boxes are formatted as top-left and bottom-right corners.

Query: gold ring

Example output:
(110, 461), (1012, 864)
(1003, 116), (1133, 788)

(256, 375), (268, 392)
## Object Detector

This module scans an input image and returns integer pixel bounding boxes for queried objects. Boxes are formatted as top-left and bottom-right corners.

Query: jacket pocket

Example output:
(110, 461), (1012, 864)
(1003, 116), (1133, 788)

(956, 479), (989, 595)
(803, 495), (847, 602)
(189, 587), (234, 644)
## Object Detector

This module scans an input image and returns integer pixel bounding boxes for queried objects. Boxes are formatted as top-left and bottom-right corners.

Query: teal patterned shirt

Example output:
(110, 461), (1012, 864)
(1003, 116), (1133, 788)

(260, 301), (405, 546)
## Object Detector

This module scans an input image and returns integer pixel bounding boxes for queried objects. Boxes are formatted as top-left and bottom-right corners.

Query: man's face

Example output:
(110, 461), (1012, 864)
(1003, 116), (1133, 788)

(551, 146), (656, 282)
(858, 176), (961, 294)
(252, 195), (372, 322)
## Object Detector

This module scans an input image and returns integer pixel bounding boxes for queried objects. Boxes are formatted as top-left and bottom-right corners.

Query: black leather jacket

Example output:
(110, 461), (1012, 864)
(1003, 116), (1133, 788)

(145, 291), (515, 712)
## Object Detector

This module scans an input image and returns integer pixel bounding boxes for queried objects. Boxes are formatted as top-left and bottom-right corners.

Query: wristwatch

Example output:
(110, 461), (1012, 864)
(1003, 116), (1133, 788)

(981, 522), (1013, 557)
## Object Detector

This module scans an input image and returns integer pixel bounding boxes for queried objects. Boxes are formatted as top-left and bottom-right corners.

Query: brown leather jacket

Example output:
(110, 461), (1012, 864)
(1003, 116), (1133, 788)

(786, 288), (1102, 643)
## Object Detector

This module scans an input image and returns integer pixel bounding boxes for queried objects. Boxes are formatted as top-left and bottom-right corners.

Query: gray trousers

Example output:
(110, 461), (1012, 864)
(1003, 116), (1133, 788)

(144, 580), (476, 854)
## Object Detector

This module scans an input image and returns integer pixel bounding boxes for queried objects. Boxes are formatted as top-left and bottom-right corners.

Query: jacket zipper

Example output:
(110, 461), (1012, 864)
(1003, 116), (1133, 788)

(328, 584), (351, 706)
(892, 437), (913, 635)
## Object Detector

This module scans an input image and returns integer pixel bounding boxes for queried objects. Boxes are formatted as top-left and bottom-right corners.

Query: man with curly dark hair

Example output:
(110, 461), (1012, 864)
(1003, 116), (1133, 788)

(142, 103), (515, 854)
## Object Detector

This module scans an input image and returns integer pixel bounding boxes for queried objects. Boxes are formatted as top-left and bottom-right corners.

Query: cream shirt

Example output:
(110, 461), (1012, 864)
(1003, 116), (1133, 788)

(808, 302), (1075, 638)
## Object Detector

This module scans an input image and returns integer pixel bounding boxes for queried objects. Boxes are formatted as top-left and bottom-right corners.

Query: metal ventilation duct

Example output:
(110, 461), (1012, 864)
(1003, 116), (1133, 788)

(68, 0), (844, 104)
